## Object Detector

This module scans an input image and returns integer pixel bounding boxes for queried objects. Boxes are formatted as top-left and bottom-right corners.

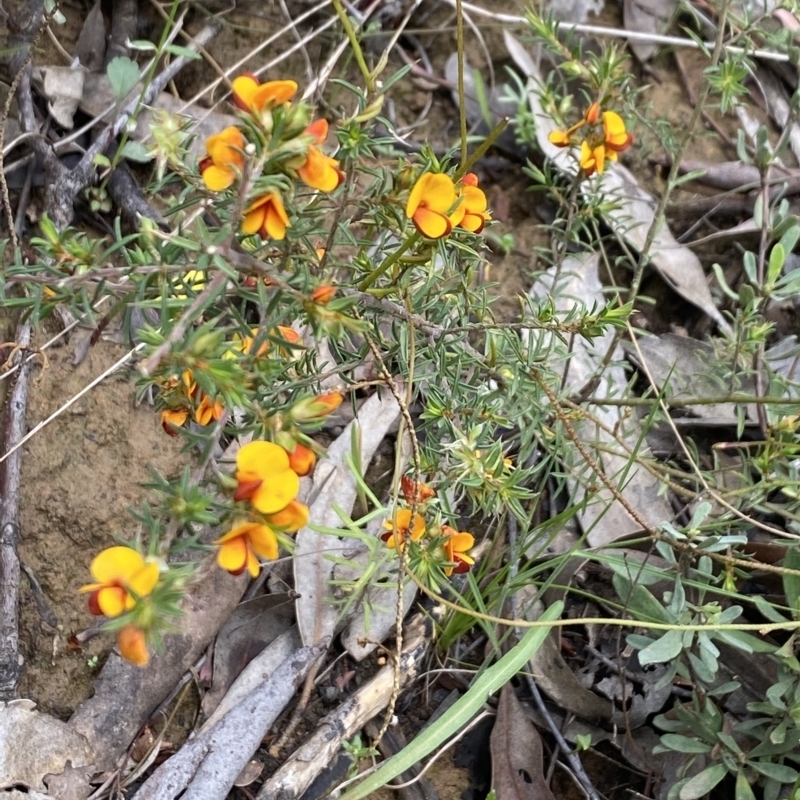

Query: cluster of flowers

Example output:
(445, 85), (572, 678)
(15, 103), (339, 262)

(381, 476), (476, 578)
(405, 171), (491, 240)
(199, 75), (343, 242)
(80, 392), (341, 666)
(158, 325), (301, 436)
(548, 102), (632, 176)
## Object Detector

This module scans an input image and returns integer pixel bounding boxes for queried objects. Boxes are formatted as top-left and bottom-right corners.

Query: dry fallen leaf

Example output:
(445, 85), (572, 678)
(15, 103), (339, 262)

(294, 387), (401, 648)
(624, 0), (678, 62)
(490, 684), (556, 800)
(0, 699), (93, 793)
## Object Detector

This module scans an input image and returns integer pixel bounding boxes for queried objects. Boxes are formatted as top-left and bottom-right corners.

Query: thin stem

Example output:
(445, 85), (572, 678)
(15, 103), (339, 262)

(331, 0), (374, 94)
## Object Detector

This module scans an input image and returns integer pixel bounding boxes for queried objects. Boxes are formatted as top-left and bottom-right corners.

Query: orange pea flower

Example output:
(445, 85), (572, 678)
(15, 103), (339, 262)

(200, 126), (246, 191)
(297, 119), (343, 192)
(548, 104), (632, 177)
(231, 73), (297, 113)
(290, 392), (343, 422)
(79, 546), (160, 617)
(213, 520), (278, 577)
(233, 441), (300, 514)
(161, 408), (189, 436)
(242, 191), (290, 240)
(287, 443), (316, 476)
(310, 285), (336, 304)
(401, 475), (435, 505)
(118, 625), (149, 666)
(382, 509), (426, 551)
(457, 173), (491, 233)
(441, 525), (475, 576)
(265, 499), (310, 532)
(405, 173), (459, 239)
(195, 394), (224, 426)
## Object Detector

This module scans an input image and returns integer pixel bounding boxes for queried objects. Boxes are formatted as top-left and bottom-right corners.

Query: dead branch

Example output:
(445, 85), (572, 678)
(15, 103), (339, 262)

(256, 613), (433, 800)
(0, 320), (33, 701)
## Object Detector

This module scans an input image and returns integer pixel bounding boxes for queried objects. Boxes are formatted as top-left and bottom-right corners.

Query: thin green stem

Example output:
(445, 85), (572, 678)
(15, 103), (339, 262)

(331, 0), (374, 94)
(358, 233), (421, 292)
(455, 0), (467, 162)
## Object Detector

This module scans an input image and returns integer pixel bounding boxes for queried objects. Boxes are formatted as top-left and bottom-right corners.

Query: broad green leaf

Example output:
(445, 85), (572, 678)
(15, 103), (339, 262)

(735, 770), (757, 800)
(768, 243), (786, 286)
(679, 763), (728, 799)
(638, 629), (683, 666)
(337, 601), (564, 800)
(163, 43), (202, 60)
(107, 56), (140, 103)
(119, 141), (153, 163)
(659, 734), (711, 754)
(749, 761), (798, 783)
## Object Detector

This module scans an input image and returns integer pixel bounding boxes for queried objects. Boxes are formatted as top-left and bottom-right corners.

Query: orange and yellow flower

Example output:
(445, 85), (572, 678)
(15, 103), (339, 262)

(161, 407), (189, 435)
(213, 520), (279, 577)
(79, 546), (160, 617)
(401, 475), (436, 505)
(265, 499), (310, 532)
(118, 625), (149, 666)
(405, 172), (459, 239)
(290, 392), (343, 422)
(287, 443), (316, 476)
(242, 191), (290, 240)
(199, 126), (246, 191)
(310, 285), (336, 305)
(457, 173), (491, 233)
(441, 525), (475, 576)
(296, 119), (343, 192)
(231, 74), (297, 113)
(382, 509), (426, 551)
(195, 394), (224, 426)
(548, 104), (632, 177)
(233, 440), (300, 514)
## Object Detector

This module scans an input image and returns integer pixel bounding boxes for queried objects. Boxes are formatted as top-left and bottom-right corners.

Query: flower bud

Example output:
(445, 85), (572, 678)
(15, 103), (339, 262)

(118, 625), (149, 666)
(290, 393), (343, 422)
(288, 443), (316, 476)
(310, 285), (336, 305)
(265, 499), (310, 532)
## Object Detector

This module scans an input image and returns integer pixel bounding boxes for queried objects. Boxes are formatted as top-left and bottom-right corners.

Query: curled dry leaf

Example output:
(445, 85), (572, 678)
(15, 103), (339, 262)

(294, 387), (402, 647)
(0, 699), (93, 792)
(504, 31), (730, 334)
(490, 684), (555, 800)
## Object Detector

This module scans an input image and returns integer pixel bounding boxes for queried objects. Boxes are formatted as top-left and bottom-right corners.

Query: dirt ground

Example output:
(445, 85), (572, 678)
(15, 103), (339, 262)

(2, 0), (766, 797)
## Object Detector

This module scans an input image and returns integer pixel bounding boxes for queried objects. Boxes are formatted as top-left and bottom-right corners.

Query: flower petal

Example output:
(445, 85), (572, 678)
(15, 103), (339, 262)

(97, 585), (128, 617)
(412, 207), (451, 239)
(246, 523), (279, 560)
(236, 441), (291, 478)
(265, 197), (289, 240)
(297, 147), (341, 192)
(305, 118), (329, 143)
(128, 561), (160, 599)
(242, 204), (267, 235)
(548, 129), (571, 146)
(251, 469), (300, 514)
(90, 546), (145, 584)
(251, 79), (298, 109)
(231, 74), (259, 111)
(418, 173), (457, 214)
(216, 535), (248, 573)
(202, 164), (235, 192)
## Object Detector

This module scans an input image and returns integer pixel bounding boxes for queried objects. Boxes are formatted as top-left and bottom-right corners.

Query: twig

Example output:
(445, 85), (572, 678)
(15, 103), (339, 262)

(0, 320), (32, 700)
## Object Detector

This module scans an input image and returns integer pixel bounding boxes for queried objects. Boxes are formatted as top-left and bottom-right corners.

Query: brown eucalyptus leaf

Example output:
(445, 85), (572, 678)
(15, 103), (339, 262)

(624, 0), (678, 62)
(624, 333), (757, 425)
(504, 31), (730, 334)
(74, 0), (106, 71)
(0, 700), (93, 793)
(490, 685), (555, 800)
(294, 388), (401, 647)
(200, 593), (295, 719)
